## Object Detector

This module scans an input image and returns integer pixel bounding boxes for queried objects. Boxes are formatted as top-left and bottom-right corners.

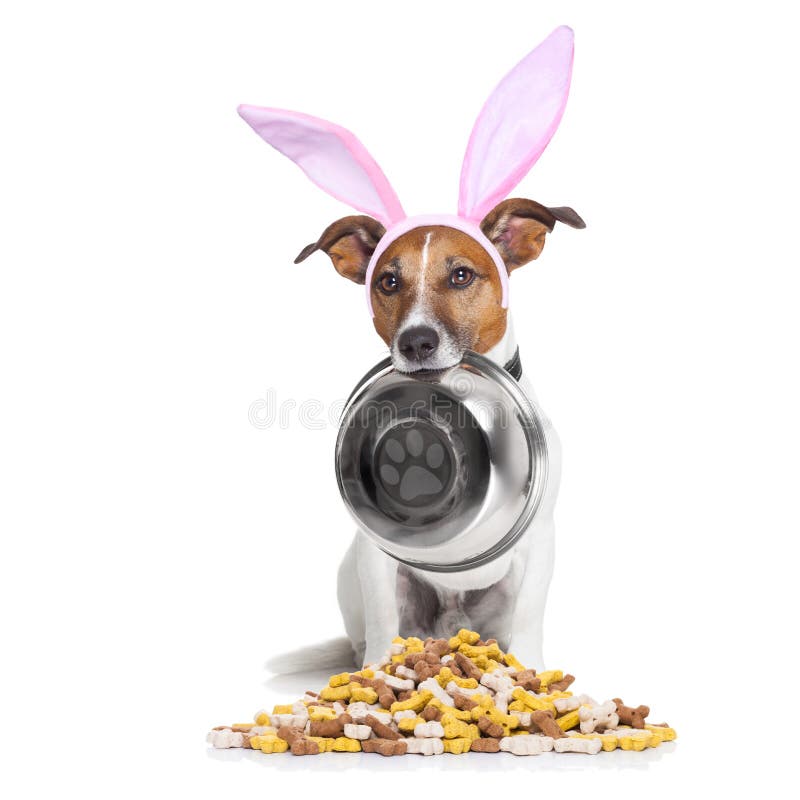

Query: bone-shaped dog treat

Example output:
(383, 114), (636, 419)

(512, 669), (542, 693)
(531, 710), (566, 739)
(343, 723), (372, 740)
(554, 693), (595, 715)
(471, 737), (501, 752)
(500, 734), (554, 755)
(364, 713), (401, 740)
(579, 700), (619, 734)
(414, 721), (445, 738)
(548, 674), (575, 693)
(454, 651), (483, 681)
(308, 713), (352, 738)
(553, 736), (602, 754)
(405, 737), (444, 756)
(361, 738), (408, 756)
(276, 725), (320, 756)
(477, 714), (505, 738)
(613, 698), (650, 729)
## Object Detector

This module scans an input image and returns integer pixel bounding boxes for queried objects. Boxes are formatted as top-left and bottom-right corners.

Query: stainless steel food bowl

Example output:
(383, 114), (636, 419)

(335, 351), (549, 571)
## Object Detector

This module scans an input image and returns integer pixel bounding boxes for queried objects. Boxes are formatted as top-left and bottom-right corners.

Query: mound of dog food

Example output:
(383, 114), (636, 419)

(207, 630), (676, 756)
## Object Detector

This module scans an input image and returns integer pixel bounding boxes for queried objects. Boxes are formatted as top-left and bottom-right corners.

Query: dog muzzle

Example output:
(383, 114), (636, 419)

(335, 351), (549, 572)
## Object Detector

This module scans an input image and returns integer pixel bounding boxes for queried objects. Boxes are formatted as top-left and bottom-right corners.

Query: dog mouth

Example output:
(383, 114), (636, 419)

(390, 351), (463, 374)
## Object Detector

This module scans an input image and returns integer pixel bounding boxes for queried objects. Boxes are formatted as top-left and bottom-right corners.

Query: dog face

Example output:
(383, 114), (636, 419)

(295, 199), (584, 372)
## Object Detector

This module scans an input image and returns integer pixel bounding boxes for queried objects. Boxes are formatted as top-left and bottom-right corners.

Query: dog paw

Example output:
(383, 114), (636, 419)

(377, 427), (450, 503)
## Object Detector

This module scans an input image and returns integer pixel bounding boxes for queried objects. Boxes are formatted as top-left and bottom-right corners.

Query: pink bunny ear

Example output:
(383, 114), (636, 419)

(238, 105), (406, 227)
(458, 26), (575, 223)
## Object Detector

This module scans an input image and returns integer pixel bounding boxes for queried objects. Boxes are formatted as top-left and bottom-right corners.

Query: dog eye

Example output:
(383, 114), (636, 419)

(378, 273), (400, 294)
(450, 266), (475, 288)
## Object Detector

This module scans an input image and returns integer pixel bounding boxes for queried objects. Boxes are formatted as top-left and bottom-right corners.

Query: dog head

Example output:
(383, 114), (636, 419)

(295, 198), (584, 372)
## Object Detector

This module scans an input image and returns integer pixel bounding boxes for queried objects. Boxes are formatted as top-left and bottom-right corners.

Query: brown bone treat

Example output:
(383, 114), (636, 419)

(414, 661), (441, 681)
(352, 676), (396, 708)
(513, 670), (541, 693)
(405, 652), (438, 667)
(377, 682), (397, 709)
(452, 691), (478, 711)
(361, 738), (408, 756)
(309, 713), (353, 738)
(449, 663), (464, 678)
(425, 639), (451, 658)
(477, 715), (505, 738)
(454, 652), (483, 681)
(396, 690), (414, 702)
(471, 737), (501, 753)
(276, 725), (305, 744)
(548, 674), (575, 693)
(290, 738), (320, 756)
(613, 698), (650, 729)
(531, 710), (565, 739)
(422, 704), (442, 722)
(364, 714), (402, 741)
(277, 725), (321, 755)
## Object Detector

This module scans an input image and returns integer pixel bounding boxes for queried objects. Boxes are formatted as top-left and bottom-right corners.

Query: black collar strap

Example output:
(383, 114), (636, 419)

(503, 347), (523, 381)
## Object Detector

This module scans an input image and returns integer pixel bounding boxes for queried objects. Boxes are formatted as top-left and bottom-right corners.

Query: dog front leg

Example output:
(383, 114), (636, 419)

(508, 516), (555, 671)
(355, 531), (400, 666)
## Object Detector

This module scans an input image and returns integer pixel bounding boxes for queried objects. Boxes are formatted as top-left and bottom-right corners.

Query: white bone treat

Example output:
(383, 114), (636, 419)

(554, 694), (596, 714)
(405, 737), (445, 756)
(206, 729), (245, 749)
(414, 721), (445, 738)
(343, 723), (372, 740)
(579, 701), (619, 734)
(554, 737), (603, 754)
(418, 677), (454, 706)
(499, 735), (554, 756)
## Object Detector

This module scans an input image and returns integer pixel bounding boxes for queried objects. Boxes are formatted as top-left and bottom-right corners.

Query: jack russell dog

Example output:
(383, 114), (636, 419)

(239, 25), (584, 672)
(296, 200), (583, 670)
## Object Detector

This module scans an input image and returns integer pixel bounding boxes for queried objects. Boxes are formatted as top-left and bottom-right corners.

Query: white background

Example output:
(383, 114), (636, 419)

(2, 0), (798, 795)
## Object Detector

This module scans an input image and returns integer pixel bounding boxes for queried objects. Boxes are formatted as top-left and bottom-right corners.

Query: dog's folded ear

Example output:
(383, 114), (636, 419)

(294, 215), (386, 284)
(480, 198), (585, 273)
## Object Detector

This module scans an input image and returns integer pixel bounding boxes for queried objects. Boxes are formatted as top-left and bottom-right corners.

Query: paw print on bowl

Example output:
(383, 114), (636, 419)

(378, 427), (450, 504)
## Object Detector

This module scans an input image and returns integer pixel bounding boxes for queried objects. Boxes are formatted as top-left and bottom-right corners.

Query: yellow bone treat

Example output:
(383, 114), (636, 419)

(349, 686), (379, 704)
(398, 716), (424, 734)
(319, 685), (351, 702)
(556, 709), (581, 732)
(503, 653), (525, 671)
(485, 706), (520, 730)
(254, 710), (270, 726)
(440, 717), (472, 739)
(428, 699), (471, 721)
(332, 736), (362, 752)
(308, 706), (337, 721)
(511, 687), (556, 713)
(306, 736), (336, 753)
(536, 670), (563, 691)
(255, 735), (289, 754)
(272, 704), (293, 715)
(646, 724), (677, 742)
(328, 672), (351, 688)
(458, 642), (502, 660)
(442, 737), (472, 754)
(390, 690), (433, 714)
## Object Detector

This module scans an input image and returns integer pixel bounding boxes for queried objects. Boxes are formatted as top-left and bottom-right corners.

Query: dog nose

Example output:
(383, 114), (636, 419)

(398, 326), (440, 363)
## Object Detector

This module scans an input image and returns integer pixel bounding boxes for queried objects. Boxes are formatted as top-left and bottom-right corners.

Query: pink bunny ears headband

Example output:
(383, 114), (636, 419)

(238, 25), (574, 316)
